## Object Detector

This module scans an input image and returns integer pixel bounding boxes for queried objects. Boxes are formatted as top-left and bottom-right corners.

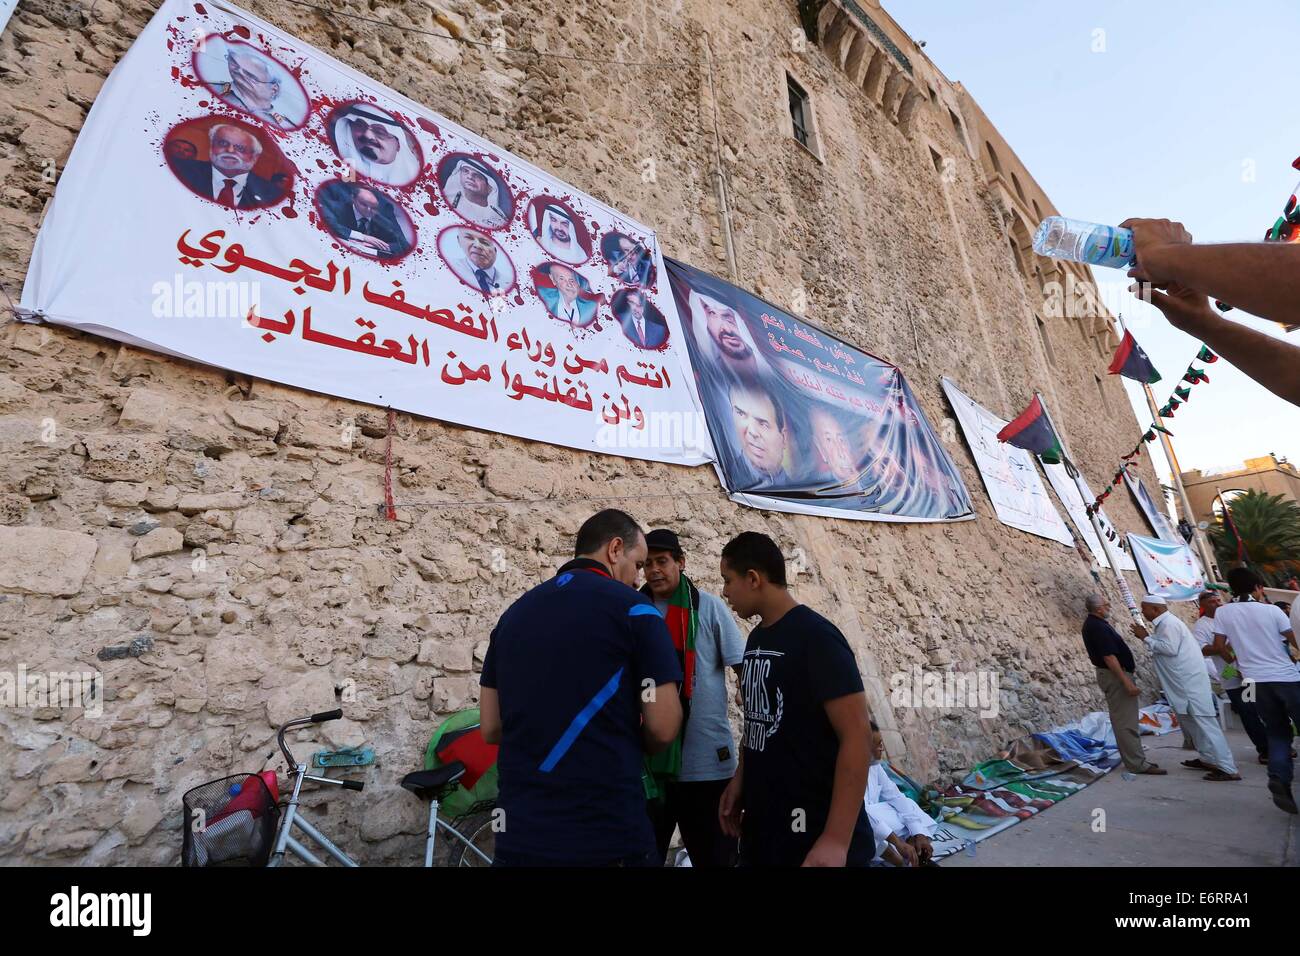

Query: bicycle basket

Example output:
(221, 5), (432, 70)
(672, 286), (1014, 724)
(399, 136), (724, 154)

(182, 772), (280, 867)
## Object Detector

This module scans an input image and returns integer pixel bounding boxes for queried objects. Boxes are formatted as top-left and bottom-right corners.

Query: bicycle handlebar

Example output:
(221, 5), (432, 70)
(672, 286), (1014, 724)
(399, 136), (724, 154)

(276, 709), (346, 769)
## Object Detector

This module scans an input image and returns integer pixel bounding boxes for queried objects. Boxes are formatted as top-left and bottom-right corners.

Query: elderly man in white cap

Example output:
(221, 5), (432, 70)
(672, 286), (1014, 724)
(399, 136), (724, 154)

(1133, 594), (1240, 781)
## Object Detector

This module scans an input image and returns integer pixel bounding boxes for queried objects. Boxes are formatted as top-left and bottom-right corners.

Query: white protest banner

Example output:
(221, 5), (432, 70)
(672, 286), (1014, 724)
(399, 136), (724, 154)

(941, 379), (1071, 544)
(1122, 469), (1181, 543)
(21, 0), (712, 466)
(1041, 462), (1137, 571)
(1127, 533), (1205, 602)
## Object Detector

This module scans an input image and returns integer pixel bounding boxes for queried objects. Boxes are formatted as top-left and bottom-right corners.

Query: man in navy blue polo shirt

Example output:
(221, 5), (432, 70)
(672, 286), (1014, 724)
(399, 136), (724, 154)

(479, 509), (683, 866)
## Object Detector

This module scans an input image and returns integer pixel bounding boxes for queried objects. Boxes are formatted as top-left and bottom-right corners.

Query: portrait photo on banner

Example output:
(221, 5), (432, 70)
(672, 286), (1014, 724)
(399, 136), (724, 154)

(528, 196), (591, 265)
(665, 257), (973, 521)
(533, 262), (601, 329)
(312, 178), (416, 261)
(436, 224), (516, 297)
(325, 101), (424, 187)
(163, 114), (296, 210)
(193, 35), (310, 130)
(600, 230), (656, 287)
(437, 152), (514, 229)
(609, 287), (671, 351)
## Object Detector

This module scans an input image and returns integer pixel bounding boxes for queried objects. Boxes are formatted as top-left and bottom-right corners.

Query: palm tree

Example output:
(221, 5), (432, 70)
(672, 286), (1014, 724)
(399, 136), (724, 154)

(1208, 490), (1300, 584)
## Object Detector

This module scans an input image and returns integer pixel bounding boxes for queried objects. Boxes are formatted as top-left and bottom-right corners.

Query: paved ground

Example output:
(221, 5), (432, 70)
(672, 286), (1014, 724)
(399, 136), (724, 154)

(944, 726), (1300, 866)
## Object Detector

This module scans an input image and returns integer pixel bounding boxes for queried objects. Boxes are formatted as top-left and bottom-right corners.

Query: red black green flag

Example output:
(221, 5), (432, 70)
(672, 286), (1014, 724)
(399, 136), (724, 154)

(1219, 492), (1250, 562)
(997, 395), (1064, 465)
(1196, 346), (1218, 364)
(1183, 366), (1210, 384)
(1108, 330), (1162, 384)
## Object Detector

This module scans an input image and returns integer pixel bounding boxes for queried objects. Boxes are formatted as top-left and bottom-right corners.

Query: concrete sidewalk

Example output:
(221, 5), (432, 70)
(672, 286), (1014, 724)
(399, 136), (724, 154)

(944, 726), (1300, 867)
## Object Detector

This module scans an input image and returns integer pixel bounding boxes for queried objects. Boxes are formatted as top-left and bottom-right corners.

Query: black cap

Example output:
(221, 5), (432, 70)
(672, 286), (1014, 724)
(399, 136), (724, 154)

(645, 528), (682, 555)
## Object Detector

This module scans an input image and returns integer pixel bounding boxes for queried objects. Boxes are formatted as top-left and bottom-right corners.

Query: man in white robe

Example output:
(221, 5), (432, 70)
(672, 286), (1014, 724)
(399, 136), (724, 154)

(1133, 594), (1240, 780)
(442, 157), (509, 228)
(865, 718), (936, 865)
(533, 203), (586, 264)
(333, 105), (422, 185)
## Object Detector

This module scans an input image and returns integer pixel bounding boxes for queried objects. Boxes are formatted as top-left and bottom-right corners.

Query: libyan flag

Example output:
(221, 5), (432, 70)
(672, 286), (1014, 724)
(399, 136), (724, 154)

(997, 395), (1064, 465)
(1108, 330), (1162, 384)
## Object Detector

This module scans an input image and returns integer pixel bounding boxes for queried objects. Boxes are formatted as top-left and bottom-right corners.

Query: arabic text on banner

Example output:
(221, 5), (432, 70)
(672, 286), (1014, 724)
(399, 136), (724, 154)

(21, 0), (711, 466)
(941, 378), (1073, 546)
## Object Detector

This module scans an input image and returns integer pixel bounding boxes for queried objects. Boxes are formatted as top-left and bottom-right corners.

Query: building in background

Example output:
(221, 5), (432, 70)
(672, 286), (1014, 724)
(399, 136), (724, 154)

(1182, 455), (1300, 525)
(0, 0), (1160, 863)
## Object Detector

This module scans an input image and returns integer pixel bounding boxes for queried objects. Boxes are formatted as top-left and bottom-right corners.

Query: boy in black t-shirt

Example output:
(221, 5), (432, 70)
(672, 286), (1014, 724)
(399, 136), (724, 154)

(717, 532), (876, 866)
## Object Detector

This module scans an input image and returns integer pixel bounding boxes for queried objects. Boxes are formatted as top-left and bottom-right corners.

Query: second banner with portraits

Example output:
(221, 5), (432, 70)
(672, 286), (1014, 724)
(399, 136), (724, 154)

(22, 0), (709, 466)
(666, 259), (974, 523)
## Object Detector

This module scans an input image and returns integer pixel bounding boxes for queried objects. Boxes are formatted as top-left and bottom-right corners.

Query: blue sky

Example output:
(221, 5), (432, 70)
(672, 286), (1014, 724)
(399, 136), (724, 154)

(889, 0), (1300, 484)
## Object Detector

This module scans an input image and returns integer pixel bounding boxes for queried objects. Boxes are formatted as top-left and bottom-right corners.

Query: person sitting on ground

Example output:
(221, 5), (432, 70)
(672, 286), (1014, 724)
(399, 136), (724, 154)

(865, 718), (936, 867)
(1122, 217), (1300, 406)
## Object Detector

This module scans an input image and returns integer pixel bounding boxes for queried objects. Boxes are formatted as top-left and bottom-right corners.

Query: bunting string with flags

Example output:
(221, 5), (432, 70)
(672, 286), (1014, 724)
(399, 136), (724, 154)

(1084, 342), (1219, 518)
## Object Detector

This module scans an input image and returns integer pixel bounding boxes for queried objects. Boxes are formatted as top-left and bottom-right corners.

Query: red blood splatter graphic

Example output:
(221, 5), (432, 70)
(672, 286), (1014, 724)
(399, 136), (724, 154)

(193, 3), (207, 13)
(281, 206), (297, 219)
(232, 25), (250, 39)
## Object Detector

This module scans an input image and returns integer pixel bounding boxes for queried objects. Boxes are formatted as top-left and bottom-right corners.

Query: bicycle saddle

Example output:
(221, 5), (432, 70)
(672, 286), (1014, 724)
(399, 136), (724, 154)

(401, 762), (466, 799)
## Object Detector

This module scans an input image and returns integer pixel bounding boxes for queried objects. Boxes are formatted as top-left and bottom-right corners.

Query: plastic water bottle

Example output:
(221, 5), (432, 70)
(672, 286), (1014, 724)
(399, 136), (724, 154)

(1032, 216), (1136, 269)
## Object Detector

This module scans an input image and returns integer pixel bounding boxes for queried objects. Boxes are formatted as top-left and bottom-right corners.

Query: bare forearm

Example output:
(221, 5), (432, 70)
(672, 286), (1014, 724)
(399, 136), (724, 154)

(1156, 303), (1300, 405)
(1151, 242), (1300, 328)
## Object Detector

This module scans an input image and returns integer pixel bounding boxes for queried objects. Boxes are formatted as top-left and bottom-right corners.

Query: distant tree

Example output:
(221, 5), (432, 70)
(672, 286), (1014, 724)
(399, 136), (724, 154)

(1208, 490), (1300, 585)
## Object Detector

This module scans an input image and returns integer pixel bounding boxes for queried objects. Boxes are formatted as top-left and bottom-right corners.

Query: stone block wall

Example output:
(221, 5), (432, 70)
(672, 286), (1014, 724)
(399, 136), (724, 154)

(0, 0), (1175, 863)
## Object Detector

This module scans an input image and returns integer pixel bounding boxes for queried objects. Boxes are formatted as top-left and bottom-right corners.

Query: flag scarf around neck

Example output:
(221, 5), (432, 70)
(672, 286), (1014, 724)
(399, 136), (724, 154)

(1108, 330), (1161, 385)
(996, 395), (1064, 465)
(641, 573), (699, 787)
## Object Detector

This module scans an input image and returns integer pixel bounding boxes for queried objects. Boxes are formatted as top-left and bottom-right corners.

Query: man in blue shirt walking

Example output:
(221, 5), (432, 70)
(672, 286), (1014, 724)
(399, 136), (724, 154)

(479, 509), (683, 866)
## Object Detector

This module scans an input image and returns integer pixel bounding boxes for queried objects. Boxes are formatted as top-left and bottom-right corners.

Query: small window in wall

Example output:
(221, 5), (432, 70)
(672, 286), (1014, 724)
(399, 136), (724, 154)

(948, 109), (964, 140)
(1032, 200), (1043, 222)
(1011, 172), (1026, 202)
(930, 147), (944, 175)
(1095, 373), (1111, 414)
(1009, 238), (1026, 277)
(1037, 316), (1056, 367)
(986, 142), (1002, 174)
(787, 75), (813, 151)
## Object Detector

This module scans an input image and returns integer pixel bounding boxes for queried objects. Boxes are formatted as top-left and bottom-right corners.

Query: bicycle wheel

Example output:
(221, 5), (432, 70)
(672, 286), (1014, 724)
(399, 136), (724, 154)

(451, 811), (496, 867)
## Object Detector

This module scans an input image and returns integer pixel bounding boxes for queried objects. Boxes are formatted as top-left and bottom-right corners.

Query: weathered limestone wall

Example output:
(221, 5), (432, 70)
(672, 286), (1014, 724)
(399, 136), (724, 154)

(0, 0), (1173, 864)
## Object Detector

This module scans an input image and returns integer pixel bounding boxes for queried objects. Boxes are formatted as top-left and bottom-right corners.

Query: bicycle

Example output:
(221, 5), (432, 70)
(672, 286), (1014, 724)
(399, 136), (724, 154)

(182, 709), (496, 867)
